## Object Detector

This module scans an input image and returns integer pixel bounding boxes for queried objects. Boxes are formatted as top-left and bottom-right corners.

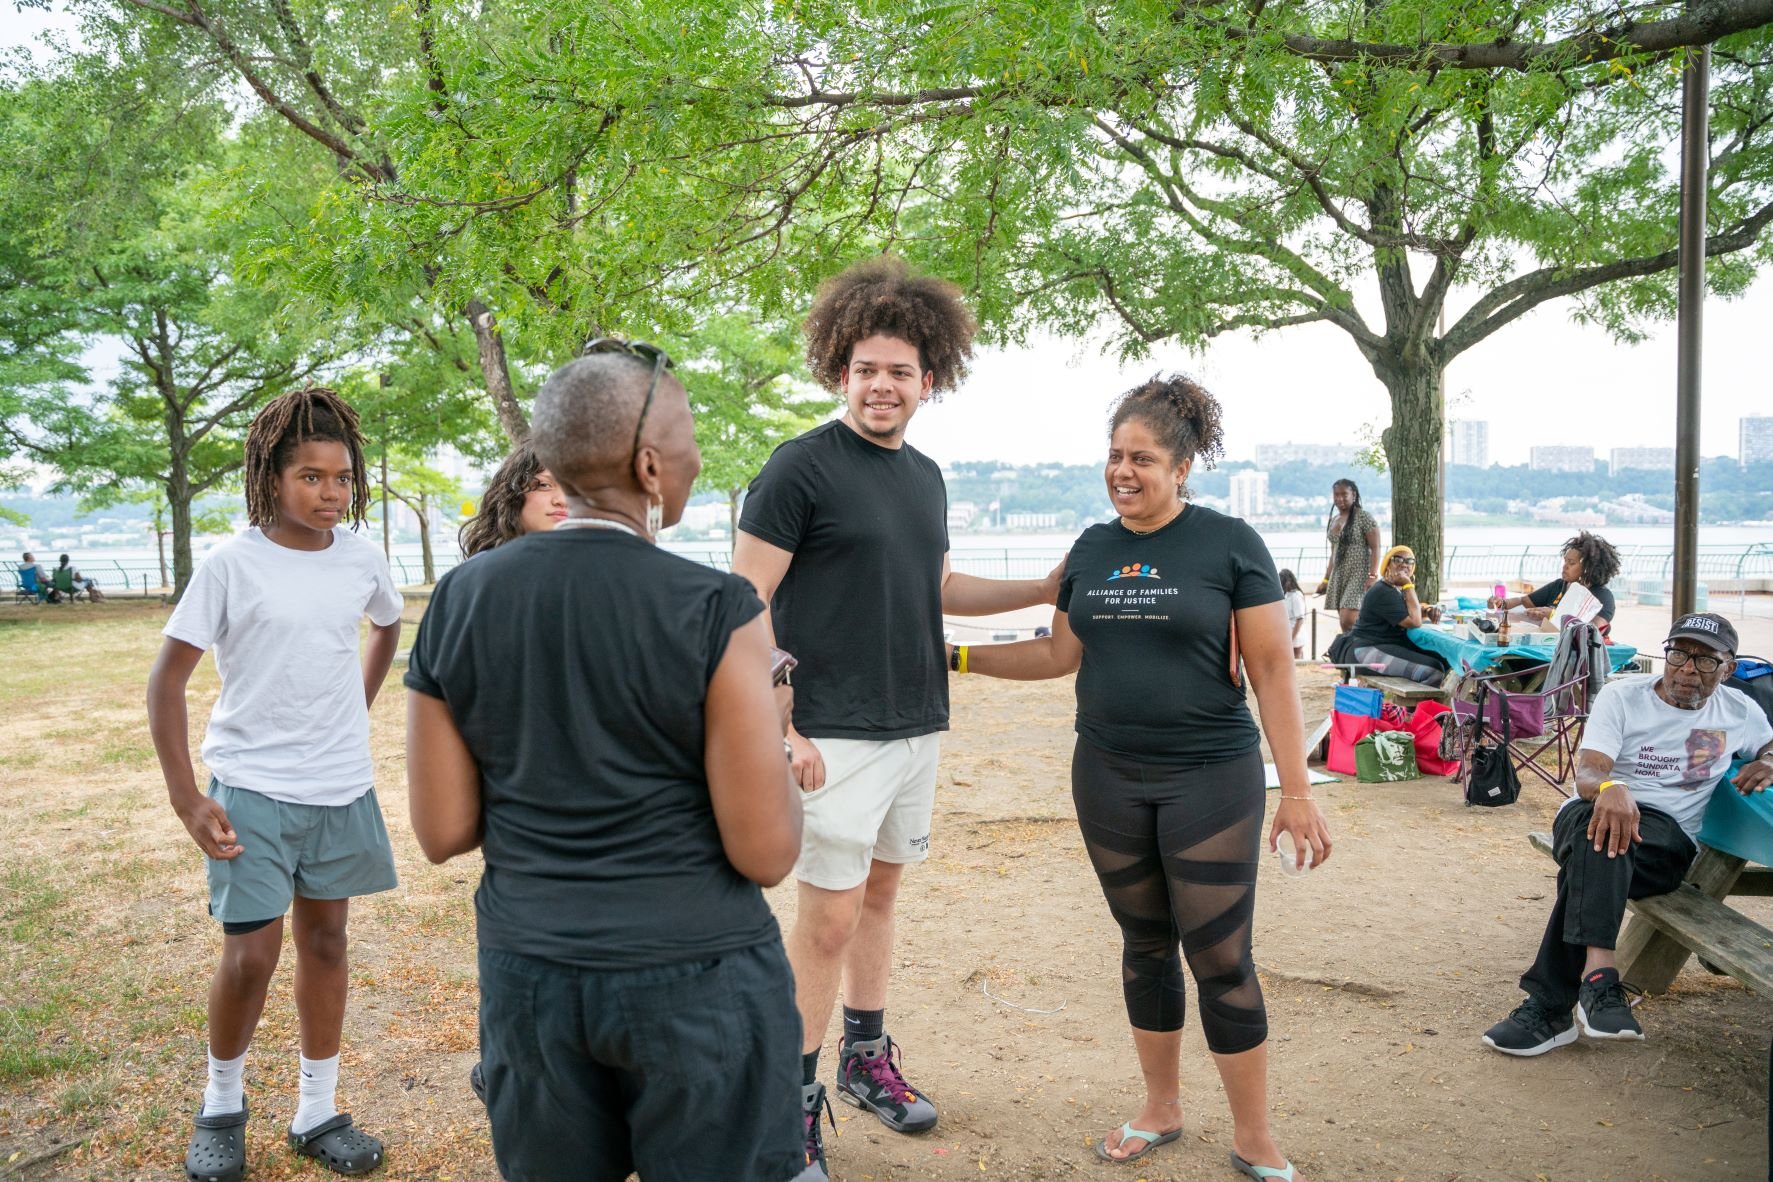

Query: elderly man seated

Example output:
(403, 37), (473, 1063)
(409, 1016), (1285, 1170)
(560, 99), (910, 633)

(1483, 612), (1773, 1056)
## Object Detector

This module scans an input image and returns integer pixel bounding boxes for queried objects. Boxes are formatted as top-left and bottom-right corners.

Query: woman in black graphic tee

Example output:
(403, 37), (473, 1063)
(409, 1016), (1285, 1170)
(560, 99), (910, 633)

(962, 376), (1330, 1178)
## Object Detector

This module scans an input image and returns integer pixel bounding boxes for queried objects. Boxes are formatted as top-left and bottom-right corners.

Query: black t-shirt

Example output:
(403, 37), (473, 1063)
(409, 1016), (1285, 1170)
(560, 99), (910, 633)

(1527, 577), (1616, 623)
(738, 420), (949, 740)
(403, 530), (779, 970)
(1349, 580), (1411, 648)
(1057, 506), (1282, 762)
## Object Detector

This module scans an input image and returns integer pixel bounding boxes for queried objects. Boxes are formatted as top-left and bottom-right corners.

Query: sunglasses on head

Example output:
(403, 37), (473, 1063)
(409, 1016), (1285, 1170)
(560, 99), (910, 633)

(581, 338), (676, 466)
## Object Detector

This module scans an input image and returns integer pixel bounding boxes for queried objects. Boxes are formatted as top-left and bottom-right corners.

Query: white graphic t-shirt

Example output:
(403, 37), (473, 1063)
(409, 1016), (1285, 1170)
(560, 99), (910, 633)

(1568, 674), (1773, 837)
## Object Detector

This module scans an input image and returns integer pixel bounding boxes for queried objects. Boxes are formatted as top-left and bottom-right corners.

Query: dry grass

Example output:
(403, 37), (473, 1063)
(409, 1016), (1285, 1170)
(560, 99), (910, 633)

(0, 599), (494, 1181)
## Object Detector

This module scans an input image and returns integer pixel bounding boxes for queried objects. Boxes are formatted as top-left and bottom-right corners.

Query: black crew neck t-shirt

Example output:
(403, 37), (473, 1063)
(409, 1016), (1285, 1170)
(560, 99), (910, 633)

(738, 420), (949, 740)
(403, 530), (779, 970)
(1526, 577), (1616, 623)
(1349, 580), (1411, 647)
(1057, 506), (1283, 763)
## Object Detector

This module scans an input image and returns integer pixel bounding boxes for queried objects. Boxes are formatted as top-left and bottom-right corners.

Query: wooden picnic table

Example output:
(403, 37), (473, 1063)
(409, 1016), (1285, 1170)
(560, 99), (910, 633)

(1527, 763), (1773, 1000)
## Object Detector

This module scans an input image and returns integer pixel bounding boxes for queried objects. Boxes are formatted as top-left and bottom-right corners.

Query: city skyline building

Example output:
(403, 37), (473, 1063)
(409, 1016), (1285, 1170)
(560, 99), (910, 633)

(1229, 469), (1269, 519)
(1448, 419), (1489, 468)
(1610, 447), (1677, 475)
(1742, 416), (1773, 466)
(1530, 445), (1596, 474)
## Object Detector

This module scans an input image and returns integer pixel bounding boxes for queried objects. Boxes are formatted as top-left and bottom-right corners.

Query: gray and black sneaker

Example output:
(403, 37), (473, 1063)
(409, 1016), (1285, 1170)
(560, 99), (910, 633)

(1482, 997), (1578, 1057)
(836, 1034), (937, 1133)
(802, 1080), (834, 1176)
(1577, 968), (1644, 1040)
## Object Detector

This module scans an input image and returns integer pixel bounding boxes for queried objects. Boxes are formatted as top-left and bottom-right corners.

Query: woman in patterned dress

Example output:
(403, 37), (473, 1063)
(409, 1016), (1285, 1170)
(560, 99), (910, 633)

(1314, 478), (1380, 632)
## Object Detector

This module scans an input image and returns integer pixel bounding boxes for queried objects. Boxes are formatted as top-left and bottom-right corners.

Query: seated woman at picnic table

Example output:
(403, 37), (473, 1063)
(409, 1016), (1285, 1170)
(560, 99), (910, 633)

(1487, 530), (1621, 631)
(956, 374), (1329, 1179)
(1344, 545), (1448, 686)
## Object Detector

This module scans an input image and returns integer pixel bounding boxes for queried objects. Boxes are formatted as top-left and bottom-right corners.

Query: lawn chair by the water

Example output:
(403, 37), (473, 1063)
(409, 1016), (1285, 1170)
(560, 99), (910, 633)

(14, 566), (47, 604)
(51, 567), (87, 603)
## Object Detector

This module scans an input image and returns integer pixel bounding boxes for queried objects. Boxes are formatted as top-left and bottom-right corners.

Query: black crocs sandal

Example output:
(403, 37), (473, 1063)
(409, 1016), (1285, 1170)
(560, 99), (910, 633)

(287, 1113), (384, 1174)
(185, 1100), (248, 1182)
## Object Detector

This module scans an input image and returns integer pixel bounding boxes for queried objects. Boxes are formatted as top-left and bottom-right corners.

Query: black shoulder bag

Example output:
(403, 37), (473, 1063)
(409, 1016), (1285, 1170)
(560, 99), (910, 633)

(1464, 683), (1521, 807)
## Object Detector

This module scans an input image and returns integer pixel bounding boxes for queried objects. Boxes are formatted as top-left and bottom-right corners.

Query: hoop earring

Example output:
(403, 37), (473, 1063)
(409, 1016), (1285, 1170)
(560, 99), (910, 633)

(645, 497), (663, 538)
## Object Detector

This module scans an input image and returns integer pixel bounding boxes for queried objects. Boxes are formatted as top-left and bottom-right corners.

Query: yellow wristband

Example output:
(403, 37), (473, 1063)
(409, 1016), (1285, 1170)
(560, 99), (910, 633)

(1596, 780), (1618, 795)
(957, 645), (969, 675)
(1399, 583), (1415, 591)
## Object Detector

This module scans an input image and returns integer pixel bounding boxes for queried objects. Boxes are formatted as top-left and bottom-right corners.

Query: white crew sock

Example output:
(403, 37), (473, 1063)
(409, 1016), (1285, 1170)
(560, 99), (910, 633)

(202, 1049), (247, 1116)
(292, 1054), (339, 1134)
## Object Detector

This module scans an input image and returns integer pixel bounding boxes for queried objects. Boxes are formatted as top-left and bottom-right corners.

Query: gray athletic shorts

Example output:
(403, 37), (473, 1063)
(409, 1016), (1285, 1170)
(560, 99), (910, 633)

(794, 735), (941, 891)
(204, 778), (398, 926)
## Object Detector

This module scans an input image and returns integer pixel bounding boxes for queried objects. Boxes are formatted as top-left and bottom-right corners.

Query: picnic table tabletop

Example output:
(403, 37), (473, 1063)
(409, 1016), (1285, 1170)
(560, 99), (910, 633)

(1406, 622), (1638, 676)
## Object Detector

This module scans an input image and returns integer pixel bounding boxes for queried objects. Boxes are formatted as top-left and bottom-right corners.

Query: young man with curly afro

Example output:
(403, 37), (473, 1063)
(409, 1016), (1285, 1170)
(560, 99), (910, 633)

(733, 257), (1060, 1174)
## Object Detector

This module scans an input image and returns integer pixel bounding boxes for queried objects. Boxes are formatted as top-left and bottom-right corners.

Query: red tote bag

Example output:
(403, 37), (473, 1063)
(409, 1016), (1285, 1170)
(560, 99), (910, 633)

(1327, 711), (1379, 775)
(1406, 700), (1460, 777)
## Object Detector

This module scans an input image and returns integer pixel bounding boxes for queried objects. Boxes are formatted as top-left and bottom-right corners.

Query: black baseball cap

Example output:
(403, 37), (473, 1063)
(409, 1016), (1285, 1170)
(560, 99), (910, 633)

(1665, 612), (1738, 655)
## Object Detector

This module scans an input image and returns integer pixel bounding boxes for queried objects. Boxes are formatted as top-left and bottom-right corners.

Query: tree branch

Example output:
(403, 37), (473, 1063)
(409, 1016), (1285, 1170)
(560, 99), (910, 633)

(1212, 0), (1773, 71)
(1443, 196), (1773, 359)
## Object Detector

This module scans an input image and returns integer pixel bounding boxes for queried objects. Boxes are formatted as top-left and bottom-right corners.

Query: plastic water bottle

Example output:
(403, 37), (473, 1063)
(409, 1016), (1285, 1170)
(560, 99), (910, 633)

(1274, 832), (1314, 878)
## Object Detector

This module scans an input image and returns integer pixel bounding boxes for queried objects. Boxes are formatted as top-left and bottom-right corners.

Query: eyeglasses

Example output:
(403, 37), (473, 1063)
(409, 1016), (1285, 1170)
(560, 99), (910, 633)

(1664, 646), (1727, 674)
(581, 338), (675, 467)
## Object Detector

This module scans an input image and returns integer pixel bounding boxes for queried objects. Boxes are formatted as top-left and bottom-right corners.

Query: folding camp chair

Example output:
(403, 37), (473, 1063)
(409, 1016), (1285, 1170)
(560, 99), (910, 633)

(1448, 663), (1592, 796)
(51, 567), (85, 603)
(14, 567), (46, 604)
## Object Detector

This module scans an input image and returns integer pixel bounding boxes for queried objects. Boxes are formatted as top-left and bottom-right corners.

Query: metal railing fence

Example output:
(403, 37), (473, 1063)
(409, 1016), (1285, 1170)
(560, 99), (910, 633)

(7, 542), (1772, 606)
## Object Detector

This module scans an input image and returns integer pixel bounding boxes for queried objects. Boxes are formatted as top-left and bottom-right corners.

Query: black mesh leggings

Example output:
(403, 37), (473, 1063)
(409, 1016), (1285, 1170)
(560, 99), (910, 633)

(1071, 738), (1268, 1054)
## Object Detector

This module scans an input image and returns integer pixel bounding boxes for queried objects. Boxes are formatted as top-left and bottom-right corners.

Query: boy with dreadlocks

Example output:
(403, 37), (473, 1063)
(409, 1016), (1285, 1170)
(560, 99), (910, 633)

(148, 387), (404, 1182)
(733, 257), (1059, 1174)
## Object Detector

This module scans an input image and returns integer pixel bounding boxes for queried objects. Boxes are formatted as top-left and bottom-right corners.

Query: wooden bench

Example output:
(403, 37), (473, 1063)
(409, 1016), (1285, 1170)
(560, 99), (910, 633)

(1527, 831), (1773, 999)
(1354, 673), (1450, 706)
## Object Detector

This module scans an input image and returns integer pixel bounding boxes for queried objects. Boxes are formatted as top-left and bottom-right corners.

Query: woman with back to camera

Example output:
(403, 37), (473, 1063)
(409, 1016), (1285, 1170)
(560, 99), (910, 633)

(1315, 479), (1379, 633)
(458, 441), (568, 557)
(405, 346), (814, 1182)
(1488, 531), (1622, 632)
(958, 375), (1329, 1180)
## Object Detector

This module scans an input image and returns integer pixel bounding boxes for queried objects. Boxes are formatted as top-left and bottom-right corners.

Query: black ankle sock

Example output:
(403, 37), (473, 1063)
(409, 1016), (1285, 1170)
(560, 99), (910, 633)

(842, 1006), (884, 1045)
(801, 1049), (820, 1087)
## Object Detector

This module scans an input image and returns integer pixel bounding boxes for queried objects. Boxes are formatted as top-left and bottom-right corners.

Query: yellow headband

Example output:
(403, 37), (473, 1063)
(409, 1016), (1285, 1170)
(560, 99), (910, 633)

(1381, 545), (1415, 570)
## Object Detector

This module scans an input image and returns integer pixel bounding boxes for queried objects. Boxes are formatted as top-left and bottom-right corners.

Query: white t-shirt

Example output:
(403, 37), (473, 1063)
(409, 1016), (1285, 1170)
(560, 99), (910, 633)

(1284, 589), (1307, 625)
(165, 527), (404, 805)
(1568, 674), (1773, 838)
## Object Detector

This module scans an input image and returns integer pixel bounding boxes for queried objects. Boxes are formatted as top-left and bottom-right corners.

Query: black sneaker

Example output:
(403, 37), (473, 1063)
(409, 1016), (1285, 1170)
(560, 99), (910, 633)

(1482, 997), (1578, 1057)
(802, 1081), (833, 1175)
(1577, 967), (1644, 1040)
(836, 1034), (937, 1133)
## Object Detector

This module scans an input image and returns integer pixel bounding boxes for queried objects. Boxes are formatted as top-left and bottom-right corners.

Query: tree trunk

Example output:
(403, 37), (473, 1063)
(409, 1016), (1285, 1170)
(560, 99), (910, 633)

(167, 466), (195, 603)
(1377, 359), (1445, 603)
(154, 506), (169, 591)
(464, 297), (530, 444)
(417, 490), (436, 584)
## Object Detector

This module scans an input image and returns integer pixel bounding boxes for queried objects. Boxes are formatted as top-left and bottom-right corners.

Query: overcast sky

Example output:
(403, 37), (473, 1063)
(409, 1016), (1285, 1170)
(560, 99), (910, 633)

(9, 6), (1769, 471)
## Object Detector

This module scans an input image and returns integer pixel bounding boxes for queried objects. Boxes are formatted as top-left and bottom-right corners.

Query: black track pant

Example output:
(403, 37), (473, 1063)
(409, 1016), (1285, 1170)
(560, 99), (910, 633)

(1519, 799), (1695, 1011)
(1071, 738), (1268, 1054)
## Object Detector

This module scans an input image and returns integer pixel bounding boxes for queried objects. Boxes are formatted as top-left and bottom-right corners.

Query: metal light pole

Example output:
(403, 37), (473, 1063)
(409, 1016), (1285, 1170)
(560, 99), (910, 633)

(1672, 35), (1709, 620)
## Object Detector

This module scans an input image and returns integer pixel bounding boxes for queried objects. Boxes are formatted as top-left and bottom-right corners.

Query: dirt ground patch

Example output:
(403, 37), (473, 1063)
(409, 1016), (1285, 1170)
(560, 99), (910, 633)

(2, 601), (1768, 1180)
